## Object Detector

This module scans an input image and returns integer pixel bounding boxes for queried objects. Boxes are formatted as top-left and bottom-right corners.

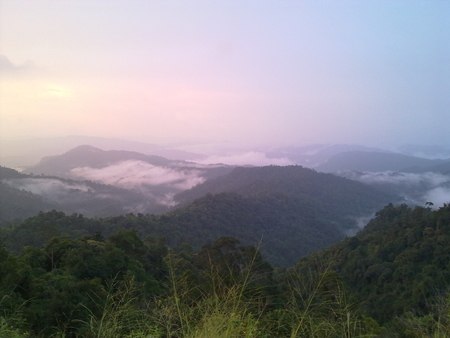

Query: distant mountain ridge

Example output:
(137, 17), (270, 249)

(24, 145), (180, 177)
(2, 146), (235, 220)
(266, 144), (388, 167)
(0, 135), (206, 167)
(316, 150), (450, 173)
(0, 166), (171, 221)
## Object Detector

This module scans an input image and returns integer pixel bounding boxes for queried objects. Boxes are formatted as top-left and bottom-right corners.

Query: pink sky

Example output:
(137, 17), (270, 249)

(1, 1), (449, 148)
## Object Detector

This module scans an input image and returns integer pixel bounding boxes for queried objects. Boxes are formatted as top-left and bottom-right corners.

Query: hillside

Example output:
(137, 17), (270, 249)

(24, 145), (191, 177)
(1, 146), (236, 220)
(0, 167), (170, 221)
(291, 203), (450, 324)
(1, 166), (400, 266)
(0, 135), (207, 167)
(24, 144), (232, 181)
(175, 165), (399, 213)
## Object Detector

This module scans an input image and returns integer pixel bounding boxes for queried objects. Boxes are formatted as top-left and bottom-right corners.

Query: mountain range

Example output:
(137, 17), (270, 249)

(1, 145), (404, 266)
(316, 150), (450, 173)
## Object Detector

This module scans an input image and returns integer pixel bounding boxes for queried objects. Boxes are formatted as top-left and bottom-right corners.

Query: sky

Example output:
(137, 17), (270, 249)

(1, 0), (449, 149)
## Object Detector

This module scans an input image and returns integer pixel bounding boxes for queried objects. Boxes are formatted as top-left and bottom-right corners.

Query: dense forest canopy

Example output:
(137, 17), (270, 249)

(2, 204), (450, 337)
(292, 203), (450, 324)
(2, 162), (450, 336)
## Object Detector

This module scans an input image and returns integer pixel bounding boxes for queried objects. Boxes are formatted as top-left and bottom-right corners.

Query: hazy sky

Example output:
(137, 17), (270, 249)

(1, 1), (449, 148)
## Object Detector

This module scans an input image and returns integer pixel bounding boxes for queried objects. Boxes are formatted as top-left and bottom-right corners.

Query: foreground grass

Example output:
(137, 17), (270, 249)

(2, 252), (449, 338)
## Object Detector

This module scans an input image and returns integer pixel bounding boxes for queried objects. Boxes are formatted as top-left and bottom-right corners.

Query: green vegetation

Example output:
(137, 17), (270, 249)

(292, 203), (450, 325)
(2, 203), (450, 336)
(0, 190), (382, 267)
(1, 165), (398, 266)
(2, 165), (450, 336)
(0, 166), (169, 221)
(0, 231), (382, 338)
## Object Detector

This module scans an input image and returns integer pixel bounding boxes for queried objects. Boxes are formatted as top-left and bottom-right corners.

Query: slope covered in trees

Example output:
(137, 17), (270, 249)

(0, 166), (399, 266)
(0, 198), (344, 267)
(291, 203), (450, 325)
(0, 171), (168, 221)
(3, 208), (450, 337)
(175, 165), (399, 214)
(23, 145), (233, 182)
(0, 167), (55, 221)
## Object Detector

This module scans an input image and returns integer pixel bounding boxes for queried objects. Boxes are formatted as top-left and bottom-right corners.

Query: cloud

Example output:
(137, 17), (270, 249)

(3, 178), (90, 198)
(340, 171), (450, 208)
(342, 171), (450, 187)
(423, 187), (450, 207)
(70, 160), (205, 191)
(197, 152), (294, 166)
(345, 213), (376, 236)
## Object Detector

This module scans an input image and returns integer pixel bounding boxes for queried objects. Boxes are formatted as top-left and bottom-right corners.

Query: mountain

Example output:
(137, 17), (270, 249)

(21, 145), (234, 208)
(420, 161), (450, 174)
(396, 144), (450, 159)
(0, 166), (55, 221)
(1, 165), (400, 266)
(315, 150), (447, 173)
(175, 165), (399, 209)
(24, 145), (178, 177)
(0, 181), (55, 222)
(265, 144), (387, 168)
(0, 166), (171, 221)
(1, 146), (236, 220)
(0, 135), (206, 167)
(170, 166), (400, 265)
(24, 145), (232, 179)
(291, 203), (450, 324)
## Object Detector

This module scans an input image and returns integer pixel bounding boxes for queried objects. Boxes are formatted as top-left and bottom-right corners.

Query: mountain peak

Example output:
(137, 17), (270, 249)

(65, 145), (104, 154)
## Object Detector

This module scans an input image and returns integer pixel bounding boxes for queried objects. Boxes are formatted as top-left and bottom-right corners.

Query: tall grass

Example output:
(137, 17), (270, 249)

(152, 249), (384, 338)
(153, 248), (265, 338)
(77, 277), (162, 338)
(42, 250), (450, 338)
(0, 295), (29, 338)
(393, 292), (450, 338)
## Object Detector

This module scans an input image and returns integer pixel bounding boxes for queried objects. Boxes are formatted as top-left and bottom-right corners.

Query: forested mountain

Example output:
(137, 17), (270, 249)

(291, 203), (450, 324)
(16, 146), (234, 211)
(175, 165), (399, 213)
(23, 145), (231, 180)
(0, 167), (56, 221)
(0, 166), (171, 221)
(0, 182), (55, 222)
(0, 135), (206, 167)
(1, 166), (399, 266)
(3, 204), (450, 337)
(2, 165), (449, 336)
(24, 145), (175, 176)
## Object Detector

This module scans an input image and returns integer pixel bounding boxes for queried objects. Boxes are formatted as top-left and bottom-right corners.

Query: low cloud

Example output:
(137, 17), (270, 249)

(344, 213), (376, 236)
(70, 160), (205, 190)
(343, 171), (450, 187)
(3, 178), (90, 198)
(198, 152), (293, 166)
(340, 171), (450, 208)
(423, 187), (450, 207)
(1, 176), (169, 216)
(2, 161), (210, 214)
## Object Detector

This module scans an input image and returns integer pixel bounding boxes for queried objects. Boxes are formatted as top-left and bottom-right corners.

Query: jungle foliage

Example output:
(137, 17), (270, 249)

(2, 204), (450, 336)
